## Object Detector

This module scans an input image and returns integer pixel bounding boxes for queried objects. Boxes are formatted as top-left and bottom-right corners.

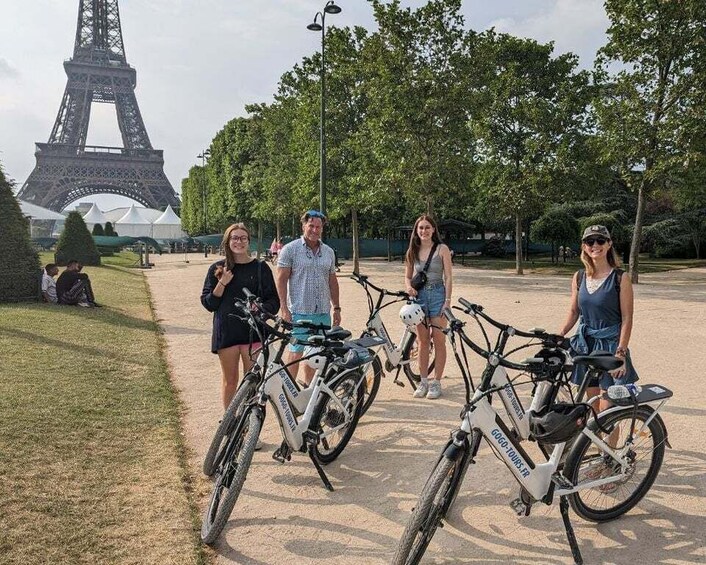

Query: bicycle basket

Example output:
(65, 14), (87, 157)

(529, 403), (590, 444)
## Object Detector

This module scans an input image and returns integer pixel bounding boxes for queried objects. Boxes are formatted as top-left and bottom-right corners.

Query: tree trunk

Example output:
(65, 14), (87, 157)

(387, 231), (392, 262)
(352, 207), (360, 274)
(276, 221), (281, 242)
(628, 180), (647, 284)
(515, 213), (524, 275)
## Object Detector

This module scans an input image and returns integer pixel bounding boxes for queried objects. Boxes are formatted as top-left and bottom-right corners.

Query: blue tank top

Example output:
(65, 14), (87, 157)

(578, 270), (621, 329)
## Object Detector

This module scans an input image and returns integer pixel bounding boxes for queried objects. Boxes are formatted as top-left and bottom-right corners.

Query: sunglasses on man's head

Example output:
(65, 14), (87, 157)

(305, 210), (326, 219)
(583, 237), (608, 246)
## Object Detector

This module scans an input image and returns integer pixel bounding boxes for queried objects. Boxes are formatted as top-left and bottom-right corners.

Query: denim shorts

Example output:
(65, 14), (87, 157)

(289, 312), (331, 352)
(417, 282), (446, 318)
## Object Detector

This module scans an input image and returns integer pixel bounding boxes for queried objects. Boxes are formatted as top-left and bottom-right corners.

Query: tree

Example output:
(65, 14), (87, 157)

(92, 223), (104, 236)
(0, 164), (41, 302)
(55, 211), (101, 266)
(530, 209), (579, 263)
(364, 0), (478, 217)
(104, 222), (117, 236)
(473, 32), (593, 274)
(593, 0), (706, 282)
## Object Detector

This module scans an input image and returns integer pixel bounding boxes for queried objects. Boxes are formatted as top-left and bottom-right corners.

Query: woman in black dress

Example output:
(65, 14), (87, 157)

(201, 223), (279, 409)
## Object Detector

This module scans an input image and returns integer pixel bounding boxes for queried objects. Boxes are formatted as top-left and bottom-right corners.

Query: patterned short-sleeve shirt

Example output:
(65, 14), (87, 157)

(277, 237), (336, 314)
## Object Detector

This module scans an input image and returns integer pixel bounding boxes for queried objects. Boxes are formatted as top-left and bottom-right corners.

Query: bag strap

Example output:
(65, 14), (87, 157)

(257, 260), (262, 296)
(422, 243), (439, 273)
(576, 269), (585, 291)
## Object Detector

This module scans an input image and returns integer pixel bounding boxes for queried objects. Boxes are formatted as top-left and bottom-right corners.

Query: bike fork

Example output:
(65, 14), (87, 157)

(559, 495), (583, 565)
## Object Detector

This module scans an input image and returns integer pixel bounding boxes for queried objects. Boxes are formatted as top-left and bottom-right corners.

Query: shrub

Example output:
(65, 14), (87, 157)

(55, 211), (101, 266)
(104, 222), (117, 236)
(92, 223), (105, 236)
(483, 236), (507, 258)
(0, 164), (41, 302)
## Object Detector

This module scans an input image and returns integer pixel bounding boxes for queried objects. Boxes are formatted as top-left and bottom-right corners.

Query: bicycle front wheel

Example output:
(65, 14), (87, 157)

(203, 377), (258, 476)
(564, 405), (666, 523)
(360, 354), (383, 416)
(393, 449), (470, 565)
(404, 334), (435, 384)
(312, 371), (364, 464)
(201, 408), (262, 544)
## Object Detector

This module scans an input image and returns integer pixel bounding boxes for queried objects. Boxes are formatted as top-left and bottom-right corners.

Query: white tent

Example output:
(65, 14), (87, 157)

(104, 206), (162, 224)
(82, 203), (108, 229)
(18, 199), (65, 238)
(115, 204), (153, 237)
(19, 200), (66, 221)
(152, 205), (186, 240)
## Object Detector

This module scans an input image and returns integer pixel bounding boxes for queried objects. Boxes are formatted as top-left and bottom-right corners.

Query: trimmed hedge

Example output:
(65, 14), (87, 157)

(55, 211), (101, 266)
(0, 165), (41, 302)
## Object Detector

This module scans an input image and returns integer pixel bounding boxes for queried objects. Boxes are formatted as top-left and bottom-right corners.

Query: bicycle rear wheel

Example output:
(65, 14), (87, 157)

(393, 448), (470, 565)
(404, 334), (435, 384)
(201, 408), (262, 544)
(564, 406), (666, 523)
(203, 377), (258, 476)
(360, 354), (383, 416)
(312, 371), (364, 464)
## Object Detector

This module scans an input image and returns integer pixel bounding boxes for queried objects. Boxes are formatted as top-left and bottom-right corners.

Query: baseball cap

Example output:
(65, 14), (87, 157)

(582, 225), (611, 241)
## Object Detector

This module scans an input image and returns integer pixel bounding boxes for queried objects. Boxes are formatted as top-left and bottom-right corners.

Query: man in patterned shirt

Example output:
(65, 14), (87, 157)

(276, 210), (341, 384)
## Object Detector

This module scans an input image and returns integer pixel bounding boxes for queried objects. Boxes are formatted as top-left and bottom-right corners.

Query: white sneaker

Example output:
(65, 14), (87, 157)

(77, 301), (91, 308)
(426, 380), (442, 399)
(413, 381), (429, 398)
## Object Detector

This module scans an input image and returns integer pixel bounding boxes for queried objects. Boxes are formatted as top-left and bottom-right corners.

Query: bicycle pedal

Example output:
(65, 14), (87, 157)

(272, 441), (292, 464)
(552, 473), (574, 490)
(509, 497), (530, 516)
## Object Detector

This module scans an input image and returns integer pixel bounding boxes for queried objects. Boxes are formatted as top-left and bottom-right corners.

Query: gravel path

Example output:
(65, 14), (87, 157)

(146, 254), (706, 565)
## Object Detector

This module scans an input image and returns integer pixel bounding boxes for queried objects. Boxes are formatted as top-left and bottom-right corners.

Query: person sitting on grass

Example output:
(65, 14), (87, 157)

(41, 263), (59, 304)
(56, 260), (101, 308)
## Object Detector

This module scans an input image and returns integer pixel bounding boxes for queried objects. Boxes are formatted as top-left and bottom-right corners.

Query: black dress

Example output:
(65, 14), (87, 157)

(201, 259), (280, 353)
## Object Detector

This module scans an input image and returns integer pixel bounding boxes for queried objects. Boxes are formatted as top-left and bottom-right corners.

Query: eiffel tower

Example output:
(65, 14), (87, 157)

(18, 0), (179, 212)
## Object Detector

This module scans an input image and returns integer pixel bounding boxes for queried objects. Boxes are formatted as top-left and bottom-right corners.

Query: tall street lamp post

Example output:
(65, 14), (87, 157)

(197, 148), (211, 257)
(307, 1), (341, 217)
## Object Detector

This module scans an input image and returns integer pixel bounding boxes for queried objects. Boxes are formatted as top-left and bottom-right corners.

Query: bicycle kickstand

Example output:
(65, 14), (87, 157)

(307, 444), (334, 491)
(392, 366), (405, 388)
(559, 495), (583, 565)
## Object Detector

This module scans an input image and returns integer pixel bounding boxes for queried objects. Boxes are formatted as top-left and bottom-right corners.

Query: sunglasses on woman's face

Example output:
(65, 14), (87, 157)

(584, 237), (608, 246)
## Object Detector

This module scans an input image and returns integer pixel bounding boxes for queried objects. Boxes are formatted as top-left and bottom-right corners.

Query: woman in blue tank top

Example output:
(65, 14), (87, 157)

(404, 215), (454, 400)
(558, 225), (638, 415)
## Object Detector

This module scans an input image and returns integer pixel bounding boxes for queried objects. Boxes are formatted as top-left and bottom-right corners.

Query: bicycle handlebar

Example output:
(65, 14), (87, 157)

(455, 297), (564, 345)
(351, 271), (409, 299)
(444, 303), (565, 375)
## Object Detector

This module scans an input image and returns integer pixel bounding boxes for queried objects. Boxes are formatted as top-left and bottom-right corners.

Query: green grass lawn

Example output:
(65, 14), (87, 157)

(453, 254), (706, 275)
(0, 252), (204, 565)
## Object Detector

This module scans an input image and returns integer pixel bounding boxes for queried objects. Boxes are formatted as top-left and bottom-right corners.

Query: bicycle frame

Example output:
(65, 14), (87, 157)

(445, 302), (672, 501)
(352, 273), (420, 372)
(261, 357), (362, 453)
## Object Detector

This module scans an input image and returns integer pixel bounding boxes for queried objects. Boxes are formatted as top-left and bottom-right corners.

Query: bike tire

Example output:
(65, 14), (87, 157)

(360, 354), (383, 416)
(563, 405), (666, 523)
(311, 371), (364, 464)
(403, 334), (436, 384)
(203, 377), (258, 476)
(392, 452), (466, 565)
(200, 408), (262, 544)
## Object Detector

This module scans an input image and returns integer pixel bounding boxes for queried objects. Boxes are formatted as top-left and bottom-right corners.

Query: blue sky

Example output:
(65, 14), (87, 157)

(0, 0), (608, 211)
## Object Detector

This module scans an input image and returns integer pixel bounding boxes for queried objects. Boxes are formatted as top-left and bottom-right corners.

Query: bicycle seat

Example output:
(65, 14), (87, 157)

(327, 326), (352, 341)
(573, 351), (623, 371)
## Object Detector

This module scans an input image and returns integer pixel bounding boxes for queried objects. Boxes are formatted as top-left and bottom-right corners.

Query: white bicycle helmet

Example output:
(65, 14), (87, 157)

(303, 346), (326, 370)
(399, 302), (425, 327)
